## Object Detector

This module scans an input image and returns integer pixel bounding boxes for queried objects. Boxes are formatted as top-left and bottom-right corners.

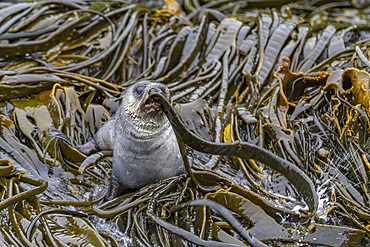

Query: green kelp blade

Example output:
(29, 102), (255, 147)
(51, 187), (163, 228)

(48, 215), (108, 247)
(205, 190), (365, 246)
(78, 150), (113, 174)
(0, 74), (57, 101)
(171, 199), (268, 247)
(0, 160), (14, 178)
(0, 176), (47, 211)
(149, 91), (318, 214)
(147, 203), (252, 247)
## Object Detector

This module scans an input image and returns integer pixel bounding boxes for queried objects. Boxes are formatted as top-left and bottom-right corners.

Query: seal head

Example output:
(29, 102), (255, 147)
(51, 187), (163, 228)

(118, 81), (171, 139)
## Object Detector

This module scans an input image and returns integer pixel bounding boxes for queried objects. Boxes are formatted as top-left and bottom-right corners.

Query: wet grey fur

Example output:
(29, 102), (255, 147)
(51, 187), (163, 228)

(83, 81), (184, 198)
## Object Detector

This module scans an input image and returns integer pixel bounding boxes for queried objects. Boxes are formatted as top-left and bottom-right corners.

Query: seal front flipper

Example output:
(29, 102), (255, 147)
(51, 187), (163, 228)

(76, 115), (117, 155)
(90, 115), (117, 151)
(75, 141), (100, 156)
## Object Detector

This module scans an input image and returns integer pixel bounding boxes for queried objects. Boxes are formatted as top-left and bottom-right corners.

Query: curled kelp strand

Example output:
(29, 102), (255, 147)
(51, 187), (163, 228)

(0, 177), (48, 211)
(134, 204), (150, 245)
(101, 31), (132, 81)
(21, 67), (122, 95)
(84, 198), (150, 219)
(78, 150), (113, 174)
(146, 210), (249, 247)
(0, 5), (35, 37)
(0, 224), (22, 246)
(160, 15), (206, 83)
(333, 202), (370, 234)
(0, 3), (33, 24)
(0, 16), (83, 57)
(147, 195), (248, 247)
(307, 2), (351, 20)
(171, 199), (268, 247)
(192, 169), (302, 221)
(54, 10), (139, 72)
(7, 180), (34, 247)
(40, 194), (105, 207)
(26, 209), (88, 240)
(150, 91), (318, 214)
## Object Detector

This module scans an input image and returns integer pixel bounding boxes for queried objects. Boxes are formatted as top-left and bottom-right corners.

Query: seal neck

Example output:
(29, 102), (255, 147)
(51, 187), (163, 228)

(117, 106), (169, 140)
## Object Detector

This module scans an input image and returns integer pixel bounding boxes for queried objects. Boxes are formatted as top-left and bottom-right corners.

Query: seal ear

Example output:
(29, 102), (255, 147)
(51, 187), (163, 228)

(115, 96), (123, 103)
(115, 90), (126, 104)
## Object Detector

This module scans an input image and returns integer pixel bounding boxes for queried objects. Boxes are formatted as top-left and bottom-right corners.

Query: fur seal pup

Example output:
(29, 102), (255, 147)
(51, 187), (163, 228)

(77, 81), (185, 199)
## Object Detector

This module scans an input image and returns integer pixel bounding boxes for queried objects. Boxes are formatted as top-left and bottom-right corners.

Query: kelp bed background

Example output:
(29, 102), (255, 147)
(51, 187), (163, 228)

(1, 0), (370, 246)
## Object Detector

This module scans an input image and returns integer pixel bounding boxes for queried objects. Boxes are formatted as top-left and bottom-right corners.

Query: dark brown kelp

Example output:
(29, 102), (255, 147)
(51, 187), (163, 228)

(0, 0), (370, 246)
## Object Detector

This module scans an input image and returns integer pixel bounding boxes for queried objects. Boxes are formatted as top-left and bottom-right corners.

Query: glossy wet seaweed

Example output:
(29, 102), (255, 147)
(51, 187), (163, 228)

(0, 0), (370, 246)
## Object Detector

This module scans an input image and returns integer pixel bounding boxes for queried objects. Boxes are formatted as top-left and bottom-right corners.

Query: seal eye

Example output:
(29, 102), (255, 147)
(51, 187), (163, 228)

(135, 85), (145, 95)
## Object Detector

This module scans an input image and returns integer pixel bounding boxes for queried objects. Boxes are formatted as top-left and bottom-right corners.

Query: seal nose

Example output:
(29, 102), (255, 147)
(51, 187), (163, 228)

(148, 87), (163, 95)
(148, 87), (162, 102)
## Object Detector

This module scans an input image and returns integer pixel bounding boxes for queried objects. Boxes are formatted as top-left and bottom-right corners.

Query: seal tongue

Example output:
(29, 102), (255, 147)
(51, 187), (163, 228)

(151, 95), (161, 101)
(143, 95), (162, 110)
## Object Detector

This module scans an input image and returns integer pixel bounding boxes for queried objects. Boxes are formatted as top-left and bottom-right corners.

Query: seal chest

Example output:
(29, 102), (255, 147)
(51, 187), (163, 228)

(84, 81), (185, 198)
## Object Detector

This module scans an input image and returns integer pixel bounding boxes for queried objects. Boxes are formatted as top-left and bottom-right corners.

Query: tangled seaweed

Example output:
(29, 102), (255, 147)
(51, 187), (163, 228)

(1, 0), (370, 246)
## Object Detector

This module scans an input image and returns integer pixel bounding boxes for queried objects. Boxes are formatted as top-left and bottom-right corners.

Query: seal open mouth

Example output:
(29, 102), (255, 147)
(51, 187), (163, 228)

(142, 95), (162, 111)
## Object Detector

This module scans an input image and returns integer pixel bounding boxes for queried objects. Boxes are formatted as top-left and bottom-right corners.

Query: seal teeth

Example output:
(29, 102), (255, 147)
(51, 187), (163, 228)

(142, 97), (162, 110)
(145, 98), (160, 105)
